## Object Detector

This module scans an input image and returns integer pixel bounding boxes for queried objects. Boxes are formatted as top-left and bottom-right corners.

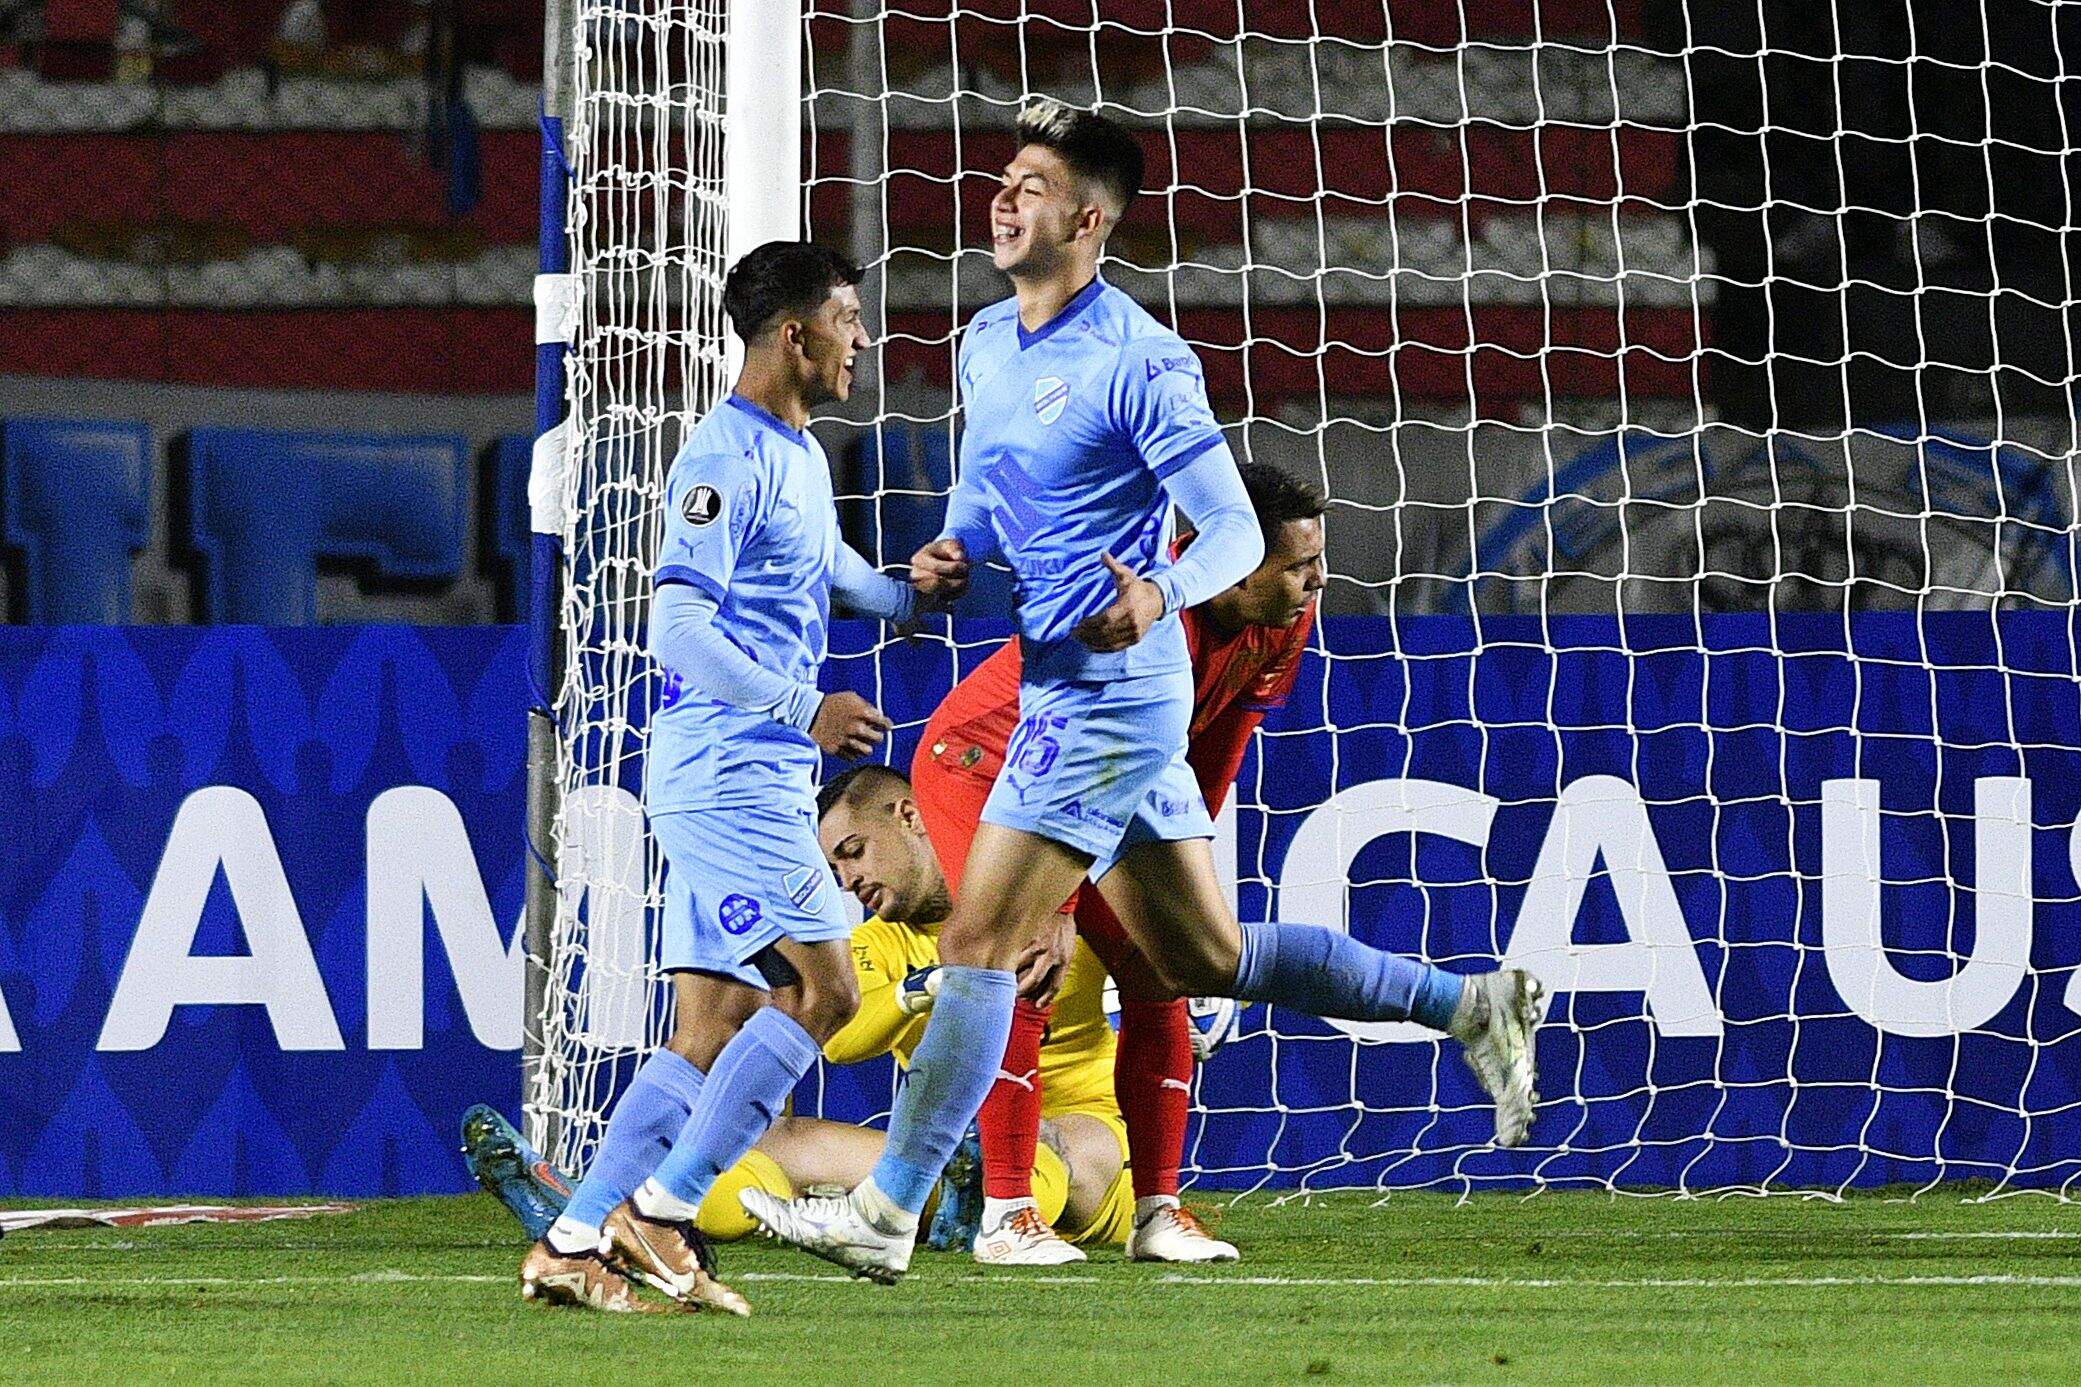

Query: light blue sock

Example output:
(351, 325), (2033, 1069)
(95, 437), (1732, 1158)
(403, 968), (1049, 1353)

(649, 1007), (821, 1210)
(1234, 921), (1465, 1031)
(562, 1048), (705, 1229)
(869, 966), (1016, 1213)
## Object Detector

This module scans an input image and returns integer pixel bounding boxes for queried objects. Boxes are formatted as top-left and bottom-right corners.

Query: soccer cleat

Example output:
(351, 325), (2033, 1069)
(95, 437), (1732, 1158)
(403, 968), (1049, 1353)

(601, 1199), (752, 1316)
(1451, 969), (1550, 1148)
(1125, 1201), (1239, 1263)
(460, 1103), (570, 1241)
(924, 1132), (984, 1253)
(519, 1239), (667, 1313)
(739, 1187), (915, 1284)
(972, 1205), (1086, 1265)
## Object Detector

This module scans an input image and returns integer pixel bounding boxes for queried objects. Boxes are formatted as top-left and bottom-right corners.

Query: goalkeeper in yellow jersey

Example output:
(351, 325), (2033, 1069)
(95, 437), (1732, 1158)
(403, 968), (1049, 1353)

(466, 762), (1134, 1250)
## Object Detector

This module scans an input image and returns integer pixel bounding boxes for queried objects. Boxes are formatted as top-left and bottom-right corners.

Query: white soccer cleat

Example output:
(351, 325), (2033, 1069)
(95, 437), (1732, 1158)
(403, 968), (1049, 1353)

(740, 1187), (914, 1284)
(1451, 968), (1549, 1148)
(1125, 1200), (1238, 1263)
(971, 1205), (1087, 1266)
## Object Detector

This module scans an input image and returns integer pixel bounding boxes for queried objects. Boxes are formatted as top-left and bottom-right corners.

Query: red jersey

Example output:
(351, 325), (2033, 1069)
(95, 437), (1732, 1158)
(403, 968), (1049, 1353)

(922, 553), (1315, 815)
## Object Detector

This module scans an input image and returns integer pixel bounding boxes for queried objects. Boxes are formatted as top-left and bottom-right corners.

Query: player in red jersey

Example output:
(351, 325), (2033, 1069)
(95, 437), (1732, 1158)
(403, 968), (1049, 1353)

(904, 461), (1324, 1264)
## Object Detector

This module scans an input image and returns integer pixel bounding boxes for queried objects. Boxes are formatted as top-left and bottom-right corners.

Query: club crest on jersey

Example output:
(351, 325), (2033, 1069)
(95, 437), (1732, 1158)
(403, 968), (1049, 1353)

(1033, 376), (1070, 425)
(682, 483), (722, 526)
(782, 865), (823, 910)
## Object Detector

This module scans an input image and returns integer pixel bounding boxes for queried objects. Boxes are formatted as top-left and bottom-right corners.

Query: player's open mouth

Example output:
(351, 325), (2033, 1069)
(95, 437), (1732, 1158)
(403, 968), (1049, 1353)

(992, 224), (1022, 248)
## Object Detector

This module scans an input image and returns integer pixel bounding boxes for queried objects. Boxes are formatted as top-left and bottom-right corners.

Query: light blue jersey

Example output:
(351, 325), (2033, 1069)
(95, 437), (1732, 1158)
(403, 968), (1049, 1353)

(945, 277), (1228, 684)
(647, 395), (836, 813)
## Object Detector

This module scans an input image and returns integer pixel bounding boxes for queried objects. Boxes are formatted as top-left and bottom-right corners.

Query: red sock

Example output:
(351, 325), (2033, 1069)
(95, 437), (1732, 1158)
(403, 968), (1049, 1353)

(1117, 997), (1192, 1200)
(978, 999), (1049, 1200)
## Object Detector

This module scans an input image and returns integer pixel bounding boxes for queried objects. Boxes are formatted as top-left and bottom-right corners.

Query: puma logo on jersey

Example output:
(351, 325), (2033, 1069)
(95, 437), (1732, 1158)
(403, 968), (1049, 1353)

(1033, 376), (1070, 424)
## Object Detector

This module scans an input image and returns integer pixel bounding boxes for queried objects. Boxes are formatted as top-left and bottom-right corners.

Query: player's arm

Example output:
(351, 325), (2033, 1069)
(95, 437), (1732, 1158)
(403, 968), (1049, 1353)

(822, 926), (933, 1065)
(650, 583), (823, 729)
(829, 541), (918, 622)
(1147, 452), (1262, 616)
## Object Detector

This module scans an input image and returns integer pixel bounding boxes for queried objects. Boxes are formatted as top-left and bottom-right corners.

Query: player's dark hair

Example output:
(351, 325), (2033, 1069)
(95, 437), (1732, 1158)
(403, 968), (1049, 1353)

(1015, 98), (1145, 221)
(816, 763), (911, 820)
(1237, 461), (1328, 547)
(722, 241), (864, 343)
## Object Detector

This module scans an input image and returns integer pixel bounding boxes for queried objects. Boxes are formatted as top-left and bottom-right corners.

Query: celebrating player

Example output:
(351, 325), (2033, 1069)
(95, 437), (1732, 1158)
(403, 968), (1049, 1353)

(746, 100), (1547, 1282)
(917, 461), (1327, 1266)
(518, 242), (914, 1315)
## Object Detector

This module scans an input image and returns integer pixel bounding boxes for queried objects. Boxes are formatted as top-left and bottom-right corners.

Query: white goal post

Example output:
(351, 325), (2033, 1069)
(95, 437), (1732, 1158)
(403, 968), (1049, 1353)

(530, 0), (2081, 1201)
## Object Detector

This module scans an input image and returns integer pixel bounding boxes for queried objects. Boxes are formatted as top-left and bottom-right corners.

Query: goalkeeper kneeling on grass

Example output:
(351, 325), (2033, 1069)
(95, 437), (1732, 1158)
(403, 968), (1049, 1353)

(468, 769), (1141, 1251)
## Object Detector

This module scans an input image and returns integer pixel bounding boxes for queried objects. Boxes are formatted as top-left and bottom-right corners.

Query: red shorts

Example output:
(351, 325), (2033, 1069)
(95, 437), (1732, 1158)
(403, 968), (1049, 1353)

(908, 723), (998, 902)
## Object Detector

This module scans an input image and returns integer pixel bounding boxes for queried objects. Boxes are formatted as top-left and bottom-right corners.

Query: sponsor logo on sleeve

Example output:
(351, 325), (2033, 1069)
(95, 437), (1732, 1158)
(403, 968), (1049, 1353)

(1145, 353), (1197, 381)
(682, 484), (722, 526)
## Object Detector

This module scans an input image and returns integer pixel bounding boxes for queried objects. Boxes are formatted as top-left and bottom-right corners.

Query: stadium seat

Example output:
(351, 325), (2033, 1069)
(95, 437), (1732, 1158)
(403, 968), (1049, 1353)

(184, 426), (468, 624)
(2, 416), (151, 624)
(487, 433), (532, 620)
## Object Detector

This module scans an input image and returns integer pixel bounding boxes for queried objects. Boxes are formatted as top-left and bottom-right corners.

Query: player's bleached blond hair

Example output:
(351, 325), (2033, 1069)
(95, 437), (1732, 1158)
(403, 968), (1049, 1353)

(1013, 98), (1144, 220)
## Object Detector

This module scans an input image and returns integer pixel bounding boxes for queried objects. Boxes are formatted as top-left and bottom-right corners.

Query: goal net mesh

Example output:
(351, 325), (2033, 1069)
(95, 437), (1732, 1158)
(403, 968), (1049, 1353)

(537, 0), (2081, 1199)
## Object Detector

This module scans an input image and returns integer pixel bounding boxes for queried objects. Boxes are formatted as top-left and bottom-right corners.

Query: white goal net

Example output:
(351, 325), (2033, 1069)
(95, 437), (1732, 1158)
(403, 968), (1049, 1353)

(535, 0), (2081, 1199)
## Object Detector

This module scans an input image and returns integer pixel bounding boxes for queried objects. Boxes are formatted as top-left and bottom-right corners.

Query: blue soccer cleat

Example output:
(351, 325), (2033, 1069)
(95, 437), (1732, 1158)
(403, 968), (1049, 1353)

(924, 1130), (983, 1253)
(460, 1103), (572, 1241)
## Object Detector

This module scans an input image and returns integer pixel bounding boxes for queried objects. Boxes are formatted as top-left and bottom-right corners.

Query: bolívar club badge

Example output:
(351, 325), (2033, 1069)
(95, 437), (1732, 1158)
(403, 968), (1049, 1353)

(1033, 376), (1070, 425)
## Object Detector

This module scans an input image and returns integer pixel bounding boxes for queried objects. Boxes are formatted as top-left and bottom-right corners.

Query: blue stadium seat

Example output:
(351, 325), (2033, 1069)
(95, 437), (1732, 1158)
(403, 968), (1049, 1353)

(488, 434), (532, 621)
(185, 428), (468, 624)
(2, 417), (151, 624)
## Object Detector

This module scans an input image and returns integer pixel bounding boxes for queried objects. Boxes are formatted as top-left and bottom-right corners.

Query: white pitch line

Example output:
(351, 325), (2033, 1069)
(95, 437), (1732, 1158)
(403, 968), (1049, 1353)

(1153, 1273), (2081, 1289)
(4, 1270), (2080, 1292)
(1889, 1239), (2081, 1247)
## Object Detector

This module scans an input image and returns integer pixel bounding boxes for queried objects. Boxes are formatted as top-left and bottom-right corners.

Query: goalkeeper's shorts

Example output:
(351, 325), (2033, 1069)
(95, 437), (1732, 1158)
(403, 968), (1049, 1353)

(981, 669), (1213, 881)
(654, 803), (851, 988)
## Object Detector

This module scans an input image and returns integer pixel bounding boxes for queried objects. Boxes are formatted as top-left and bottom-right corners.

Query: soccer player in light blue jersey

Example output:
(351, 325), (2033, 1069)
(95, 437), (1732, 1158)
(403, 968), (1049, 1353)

(519, 243), (916, 1315)
(747, 102), (1549, 1282)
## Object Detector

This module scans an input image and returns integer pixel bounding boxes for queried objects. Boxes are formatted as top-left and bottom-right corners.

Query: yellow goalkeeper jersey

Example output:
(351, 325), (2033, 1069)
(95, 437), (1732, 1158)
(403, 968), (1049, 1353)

(823, 915), (1121, 1122)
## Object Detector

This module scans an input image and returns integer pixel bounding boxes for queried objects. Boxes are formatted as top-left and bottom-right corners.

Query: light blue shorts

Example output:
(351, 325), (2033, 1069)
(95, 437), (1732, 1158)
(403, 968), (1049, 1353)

(653, 803), (851, 989)
(980, 669), (1215, 881)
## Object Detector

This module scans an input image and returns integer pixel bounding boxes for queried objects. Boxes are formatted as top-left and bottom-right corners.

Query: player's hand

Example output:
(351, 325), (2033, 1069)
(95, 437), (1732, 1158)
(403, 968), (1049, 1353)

(1014, 912), (1076, 1007)
(897, 966), (942, 1015)
(809, 691), (892, 759)
(910, 538), (971, 604)
(1073, 553), (1166, 652)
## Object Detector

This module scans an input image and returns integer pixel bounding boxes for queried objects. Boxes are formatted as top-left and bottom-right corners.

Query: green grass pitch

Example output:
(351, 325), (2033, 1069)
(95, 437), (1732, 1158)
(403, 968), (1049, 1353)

(6, 1190), (2078, 1384)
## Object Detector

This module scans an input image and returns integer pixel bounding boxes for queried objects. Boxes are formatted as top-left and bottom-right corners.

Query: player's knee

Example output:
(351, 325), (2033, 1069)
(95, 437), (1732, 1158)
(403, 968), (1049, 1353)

(937, 907), (1013, 969)
(782, 970), (860, 1044)
(1153, 933), (1239, 997)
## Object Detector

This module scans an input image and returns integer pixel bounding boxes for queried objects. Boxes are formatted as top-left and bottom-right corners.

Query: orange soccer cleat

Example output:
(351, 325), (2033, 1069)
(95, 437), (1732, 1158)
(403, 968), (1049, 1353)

(519, 1239), (667, 1313)
(602, 1199), (753, 1316)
